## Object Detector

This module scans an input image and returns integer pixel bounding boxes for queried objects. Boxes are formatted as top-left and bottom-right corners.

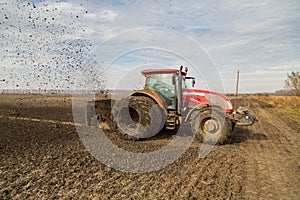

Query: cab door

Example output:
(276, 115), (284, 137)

(145, 73), (177, 110)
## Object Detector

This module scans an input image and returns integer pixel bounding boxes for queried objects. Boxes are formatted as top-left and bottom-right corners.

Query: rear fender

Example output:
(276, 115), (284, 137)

(131, 90), (168, 115)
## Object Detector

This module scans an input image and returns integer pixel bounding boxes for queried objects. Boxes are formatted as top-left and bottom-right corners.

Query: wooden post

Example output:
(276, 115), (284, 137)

(235, 70), (240, 109)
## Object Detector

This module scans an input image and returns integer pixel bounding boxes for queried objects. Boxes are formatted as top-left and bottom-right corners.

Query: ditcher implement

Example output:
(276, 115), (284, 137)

(86, 66), (256, 144)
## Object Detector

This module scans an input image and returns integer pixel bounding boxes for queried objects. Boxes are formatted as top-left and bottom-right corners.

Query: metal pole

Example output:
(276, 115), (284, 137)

(177, 66), (183, 118)
(235, 70), (240, 109)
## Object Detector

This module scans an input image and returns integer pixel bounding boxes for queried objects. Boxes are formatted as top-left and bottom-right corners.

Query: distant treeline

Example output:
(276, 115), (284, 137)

(225, 90), (300, 97)
(274, 89), (300, 96)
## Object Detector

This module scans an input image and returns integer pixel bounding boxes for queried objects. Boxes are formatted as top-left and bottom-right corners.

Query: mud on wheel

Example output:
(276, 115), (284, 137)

(111, 96), (166, 140)
(191, 108), (232, 145)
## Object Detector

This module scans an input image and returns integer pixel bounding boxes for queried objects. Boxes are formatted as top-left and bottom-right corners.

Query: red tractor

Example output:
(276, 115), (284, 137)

(87, 66), (256, 144)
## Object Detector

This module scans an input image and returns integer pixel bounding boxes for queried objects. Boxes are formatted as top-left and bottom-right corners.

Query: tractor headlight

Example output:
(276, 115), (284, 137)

(226, 100), (233, 111)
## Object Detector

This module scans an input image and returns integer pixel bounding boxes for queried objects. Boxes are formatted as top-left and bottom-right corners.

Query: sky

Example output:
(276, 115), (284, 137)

(0, 0), (299, 93)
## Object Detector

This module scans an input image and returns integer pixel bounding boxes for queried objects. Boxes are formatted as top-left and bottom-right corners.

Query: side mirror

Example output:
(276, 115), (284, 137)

(180, 65), (183, 71)
(192, 79), (195, 87)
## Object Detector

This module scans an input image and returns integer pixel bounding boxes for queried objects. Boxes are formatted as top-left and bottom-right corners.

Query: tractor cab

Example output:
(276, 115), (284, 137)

(142, 68), (188, 110)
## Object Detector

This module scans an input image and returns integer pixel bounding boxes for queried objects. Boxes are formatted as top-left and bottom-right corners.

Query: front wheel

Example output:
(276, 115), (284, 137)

(191, 108), (232, 145)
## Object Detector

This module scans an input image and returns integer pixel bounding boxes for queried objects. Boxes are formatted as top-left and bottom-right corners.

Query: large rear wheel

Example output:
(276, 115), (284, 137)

(112, 96), (166, 140)
(191, 108), (232, 145)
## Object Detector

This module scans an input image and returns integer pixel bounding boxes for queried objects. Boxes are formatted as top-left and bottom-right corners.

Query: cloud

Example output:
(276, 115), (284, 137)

(1, 0), (299, 93)
(270, 64), (300, 71)
(99, 10), (117, 21)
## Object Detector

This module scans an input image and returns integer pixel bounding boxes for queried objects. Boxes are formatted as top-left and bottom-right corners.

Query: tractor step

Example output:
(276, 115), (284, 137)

(166, 111), (177, 130)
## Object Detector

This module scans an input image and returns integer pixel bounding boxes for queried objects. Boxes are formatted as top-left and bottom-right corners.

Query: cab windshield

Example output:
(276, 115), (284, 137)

(146, 73), (175, 92)
(145, 73), (177, 109)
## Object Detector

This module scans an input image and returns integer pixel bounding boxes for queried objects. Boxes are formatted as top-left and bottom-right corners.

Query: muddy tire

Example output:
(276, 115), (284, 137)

(111, 96), (166, 140)
(191, 108), (232, 145)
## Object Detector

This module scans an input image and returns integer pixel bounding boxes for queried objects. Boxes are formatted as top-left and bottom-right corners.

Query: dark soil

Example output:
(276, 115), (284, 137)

(0, 94), (299, 199)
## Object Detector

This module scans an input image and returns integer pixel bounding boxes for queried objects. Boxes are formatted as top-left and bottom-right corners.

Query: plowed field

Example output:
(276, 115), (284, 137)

(0, 94), (299, 199)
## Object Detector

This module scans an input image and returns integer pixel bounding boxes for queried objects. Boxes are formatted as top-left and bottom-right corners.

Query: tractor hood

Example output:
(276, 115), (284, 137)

(183, 89), (233, 113)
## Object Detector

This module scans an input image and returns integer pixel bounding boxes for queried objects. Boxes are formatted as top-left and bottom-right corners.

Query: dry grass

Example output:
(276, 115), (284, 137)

(253, 95), (300, 121)
(255, 95), (300, 107)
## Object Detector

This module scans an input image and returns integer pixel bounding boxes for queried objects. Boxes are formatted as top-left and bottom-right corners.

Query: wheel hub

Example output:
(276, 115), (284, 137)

(203, 119), (219, 134)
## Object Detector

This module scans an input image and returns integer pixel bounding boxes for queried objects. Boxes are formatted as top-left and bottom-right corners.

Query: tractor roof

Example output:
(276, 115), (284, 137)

(141, 69), (186, 76)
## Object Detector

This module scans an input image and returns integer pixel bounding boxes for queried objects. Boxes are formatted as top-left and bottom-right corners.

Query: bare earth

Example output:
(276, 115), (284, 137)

(0, 94), (299, 199)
